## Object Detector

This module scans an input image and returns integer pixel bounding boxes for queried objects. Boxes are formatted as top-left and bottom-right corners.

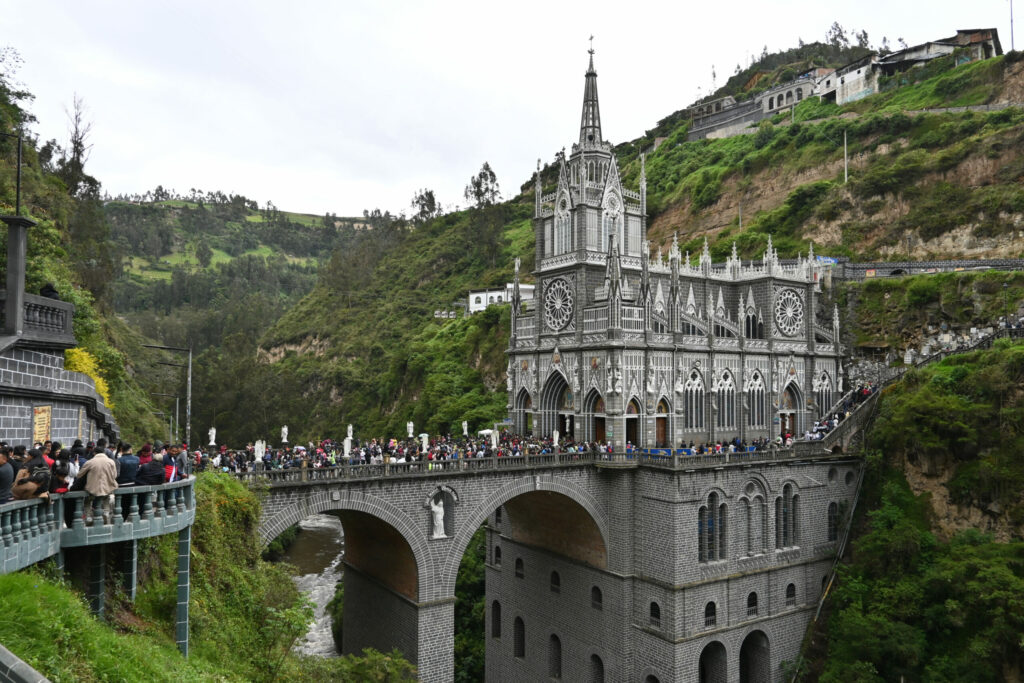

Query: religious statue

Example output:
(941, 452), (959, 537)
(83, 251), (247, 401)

(613, 368), (623, 396)
(674, 364), (685, 395)
(572, 367), (581, 395)
(280, 425), (288, 444)
(646, 365), (656, 395)
(208, 427), (216, 446)
(347, 424), (353, 439)
(430, 496), (446, 538)
(514, 256), (521, 276)
(407, 421), (414, 438)
(606, 369), (614, 396)
(553, 429), (559, 447)
(343, 437), (351, 459)
(462, 421), (468, 437)
(506, 361), (515, 392)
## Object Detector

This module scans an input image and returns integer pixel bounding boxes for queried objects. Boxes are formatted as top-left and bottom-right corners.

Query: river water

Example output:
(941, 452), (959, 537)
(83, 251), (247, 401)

(281, 513), (345, 657)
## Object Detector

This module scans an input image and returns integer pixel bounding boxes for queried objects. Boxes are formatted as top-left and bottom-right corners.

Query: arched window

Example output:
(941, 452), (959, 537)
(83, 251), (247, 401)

(699, 492), (727, 562)
(475, 296), (482, 304)
(513, 617), (525, 658)
(684, 371), (705, 430)
(590, 654), (605, 683)
(747, 373), (766, 428)
(649, 601), (661, 628)
(491, 601), (501, 637)
(555, 197), (571, 255)
(797, 87), (804, 100)
(747, 592), (758, 617)
(785, 583), (796, 607)
(591, 585), (603, 610)
(550, 571), (561, 593)
(745, 312), (764, 339)
(515, 557), (524, 578)
(786, 91), (793, 102)
(704, 601), (717, 628)
(715, 372), (736, 430)
(777, 484), (799, 548)
(548, 634), (562, 679)
(768, 96), (775, 109)
(815, 372), (834, 418)
(646, 677), (661, 683)
(827, 502), (838, 542)
(494, 545), (502, 567)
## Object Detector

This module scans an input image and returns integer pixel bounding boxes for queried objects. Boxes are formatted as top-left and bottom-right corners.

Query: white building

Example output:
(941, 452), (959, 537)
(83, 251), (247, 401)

(468, 283), (535, 314)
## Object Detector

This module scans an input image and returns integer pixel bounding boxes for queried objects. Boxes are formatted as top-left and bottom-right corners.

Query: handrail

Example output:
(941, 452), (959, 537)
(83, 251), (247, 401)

(0, 477), (196, 574)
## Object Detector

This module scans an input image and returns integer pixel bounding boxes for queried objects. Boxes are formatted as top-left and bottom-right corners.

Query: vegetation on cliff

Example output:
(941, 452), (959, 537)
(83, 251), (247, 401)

(806, 341), (1024, 681)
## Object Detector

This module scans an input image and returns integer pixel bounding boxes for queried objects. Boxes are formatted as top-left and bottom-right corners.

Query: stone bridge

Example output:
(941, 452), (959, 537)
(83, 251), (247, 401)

(243, 438), (865, 682)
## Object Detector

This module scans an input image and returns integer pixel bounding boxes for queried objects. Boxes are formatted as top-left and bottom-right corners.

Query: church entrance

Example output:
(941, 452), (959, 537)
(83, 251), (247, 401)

(540, 372), (571, 440)
(585, 390), (606, 443)
(655, 399), (669, 448)
(779, 383), (800, 438)
(625, 398), (641, 448)
(515, 390), (533, 436)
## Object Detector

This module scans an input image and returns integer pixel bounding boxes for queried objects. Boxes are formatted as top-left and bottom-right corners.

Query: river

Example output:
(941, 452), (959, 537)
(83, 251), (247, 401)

(280, 513), (345, 657)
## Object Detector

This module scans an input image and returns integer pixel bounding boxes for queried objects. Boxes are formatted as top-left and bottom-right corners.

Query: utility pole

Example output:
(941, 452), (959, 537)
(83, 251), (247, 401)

(844, 130), (849, 184)
(145, 344), (194, 447)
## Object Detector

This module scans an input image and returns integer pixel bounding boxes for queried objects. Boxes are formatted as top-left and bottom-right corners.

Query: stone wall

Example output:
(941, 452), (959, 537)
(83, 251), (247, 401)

(342, 564), (419, 663)
(0, 347), (117, 445)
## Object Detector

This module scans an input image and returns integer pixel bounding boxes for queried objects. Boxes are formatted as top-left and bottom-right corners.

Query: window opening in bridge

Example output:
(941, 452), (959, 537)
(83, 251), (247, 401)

(704, 601), (717, 628)
(494, 545), (502, 567)
(649, 601), (661, 628)
(513, 617), (525, 657)
(549, 634), (562, 679)
(492, 601), (502, 637)
(699, 492), (727, 562)
(785, 583), (796, 607)
(590, 654), (605, 683)
(591, 585), (603, 610)
(495, 506), (502, 524)
(515, 557), (524, 578)
(645, 676), (661, 683)
(747, 592), (758, 617)
(550, 570), (561, 593)
(827, 502), (838, 542)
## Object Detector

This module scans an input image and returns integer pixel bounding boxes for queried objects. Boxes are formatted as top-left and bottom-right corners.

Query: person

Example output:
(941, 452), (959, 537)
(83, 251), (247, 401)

(135, 452), (166, 486)
(165, 444), (182, 482)
(138, 443), (153, 465)
(0, 447), (14, 503)
(12, 448), (52, 500)
(116, 443), (140, 486)
(76, 446), (118, 525)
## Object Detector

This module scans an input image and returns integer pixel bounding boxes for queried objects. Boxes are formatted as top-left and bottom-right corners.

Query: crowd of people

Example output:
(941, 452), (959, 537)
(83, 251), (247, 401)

(800, 383), (878, 443)
(0, 438), (192, 524)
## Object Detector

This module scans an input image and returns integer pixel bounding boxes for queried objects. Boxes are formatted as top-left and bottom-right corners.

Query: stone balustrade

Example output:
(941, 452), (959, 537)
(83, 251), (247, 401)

(0, 477), (196, 575)
(0, 290), (76, 349)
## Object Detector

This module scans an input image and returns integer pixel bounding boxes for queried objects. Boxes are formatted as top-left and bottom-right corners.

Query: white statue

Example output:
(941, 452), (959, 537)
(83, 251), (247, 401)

(553, 430), (559, 447)
(208, 427), (216, 446)
(490, 429), (498, 450)
(613, 369), (623, 396)
(506, 361), (515, 391)
(343, 436), (351, 459)
(646, 366), (656, 395)
(430, 496), (446, 538)
(675, 364), (686, 395)
(572, 368), (581, 395)
(462, 421), (468, 437)
(281, 425), (288, 444)
(347, 423), (353, 439)
(420, 433), (429, 453)
(606, 369), (614, 396)
(254, 440), (265, 460)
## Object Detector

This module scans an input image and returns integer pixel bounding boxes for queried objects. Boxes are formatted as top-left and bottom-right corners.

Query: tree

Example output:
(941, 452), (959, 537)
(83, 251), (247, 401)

(464, 162), (500, 208)
(196, 239), (213, 268)
(411, 188), (440, 223)
(56, 94), (100, 198)
(855, 30), (870, 49)
(826, 22), (850, 49)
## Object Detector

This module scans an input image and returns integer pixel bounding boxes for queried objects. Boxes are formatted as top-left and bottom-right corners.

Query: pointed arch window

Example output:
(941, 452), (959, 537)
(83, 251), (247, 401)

(776, 484), (799, 548)
(814, 372), (833, 418)
(684, 371), (705, 430)
(601, 193), (622, 253)
(554, 196), (572, 255)
(745, 311), (765, 338)
(747, 373), (767, 428)
(715, 372), (737, 430)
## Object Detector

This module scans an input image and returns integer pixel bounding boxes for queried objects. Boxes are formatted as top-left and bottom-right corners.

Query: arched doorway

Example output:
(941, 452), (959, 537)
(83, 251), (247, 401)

(515, 389), (533, 436)
(779, 382), (800, 438)
(699, 640), (727, 683)
(625, 398), (641, 447)
(739, 630), (770, 683)
(540, 371), (572, 440)
(584, 389), (606, 443)
(655, 398), (670, 448)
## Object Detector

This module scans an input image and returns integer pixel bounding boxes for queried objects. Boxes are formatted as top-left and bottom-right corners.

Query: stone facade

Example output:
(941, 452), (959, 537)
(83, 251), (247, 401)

(507, 52), (840, 453)
(0, 346), (118, 445)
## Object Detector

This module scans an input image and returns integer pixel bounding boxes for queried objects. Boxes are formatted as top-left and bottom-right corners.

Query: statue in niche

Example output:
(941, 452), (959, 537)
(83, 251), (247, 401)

(430, 495), (446, 538)
(674, 363), (685, 395)
(613, 368), (623, 396)
(646, 365), (656, 395)
(507, 361), (515, 391)
(572, 367), (581, 395)
(280, 425), (288, 444)
(208, 427), (216, 446)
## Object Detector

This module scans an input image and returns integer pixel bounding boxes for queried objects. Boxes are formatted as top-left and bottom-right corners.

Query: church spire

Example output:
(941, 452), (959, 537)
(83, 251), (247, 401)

(579, 38), (602, 146)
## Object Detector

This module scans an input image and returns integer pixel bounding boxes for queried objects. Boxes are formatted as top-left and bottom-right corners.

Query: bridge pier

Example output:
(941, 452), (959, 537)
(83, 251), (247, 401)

(176, 526), (191, 657)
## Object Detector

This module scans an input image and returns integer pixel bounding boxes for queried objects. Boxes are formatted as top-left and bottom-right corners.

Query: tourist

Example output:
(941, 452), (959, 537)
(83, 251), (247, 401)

(0, 447), (14, 503)
(12, 449), (51, 500)
(117, 443), (140, 486)
(138, 443), (153, 465)
(76, 446), (118, 525)
(135, 452), (166, 486)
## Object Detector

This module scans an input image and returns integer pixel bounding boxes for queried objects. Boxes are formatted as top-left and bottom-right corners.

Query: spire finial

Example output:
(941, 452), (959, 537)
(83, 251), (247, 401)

(580, 39), (602, 144)
(589, 35), (594, 55)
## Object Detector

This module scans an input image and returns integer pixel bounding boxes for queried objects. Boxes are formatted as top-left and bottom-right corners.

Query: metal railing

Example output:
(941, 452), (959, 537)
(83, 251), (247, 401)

(0, 477), (196, 574)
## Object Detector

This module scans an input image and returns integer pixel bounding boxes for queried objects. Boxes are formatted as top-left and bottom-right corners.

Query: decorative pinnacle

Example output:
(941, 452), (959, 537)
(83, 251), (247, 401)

(589, 35), (594, 55)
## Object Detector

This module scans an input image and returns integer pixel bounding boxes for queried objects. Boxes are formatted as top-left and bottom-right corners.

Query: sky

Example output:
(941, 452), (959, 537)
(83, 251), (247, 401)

(4, 0), (1017, 217)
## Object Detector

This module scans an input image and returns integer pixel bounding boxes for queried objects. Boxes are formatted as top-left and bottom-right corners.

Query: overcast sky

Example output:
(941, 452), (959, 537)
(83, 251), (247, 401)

(5, 1), (1016, 217)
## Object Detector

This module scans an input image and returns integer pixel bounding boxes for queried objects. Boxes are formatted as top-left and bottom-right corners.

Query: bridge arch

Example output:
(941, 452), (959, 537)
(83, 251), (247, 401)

(259, 489), (430, 597)
(440, 474), (612, 595)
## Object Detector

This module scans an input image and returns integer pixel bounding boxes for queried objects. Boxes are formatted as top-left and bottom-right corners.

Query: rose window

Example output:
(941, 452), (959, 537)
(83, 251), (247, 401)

(774, 289), (804, 336)
(544, 278), (574, 331)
